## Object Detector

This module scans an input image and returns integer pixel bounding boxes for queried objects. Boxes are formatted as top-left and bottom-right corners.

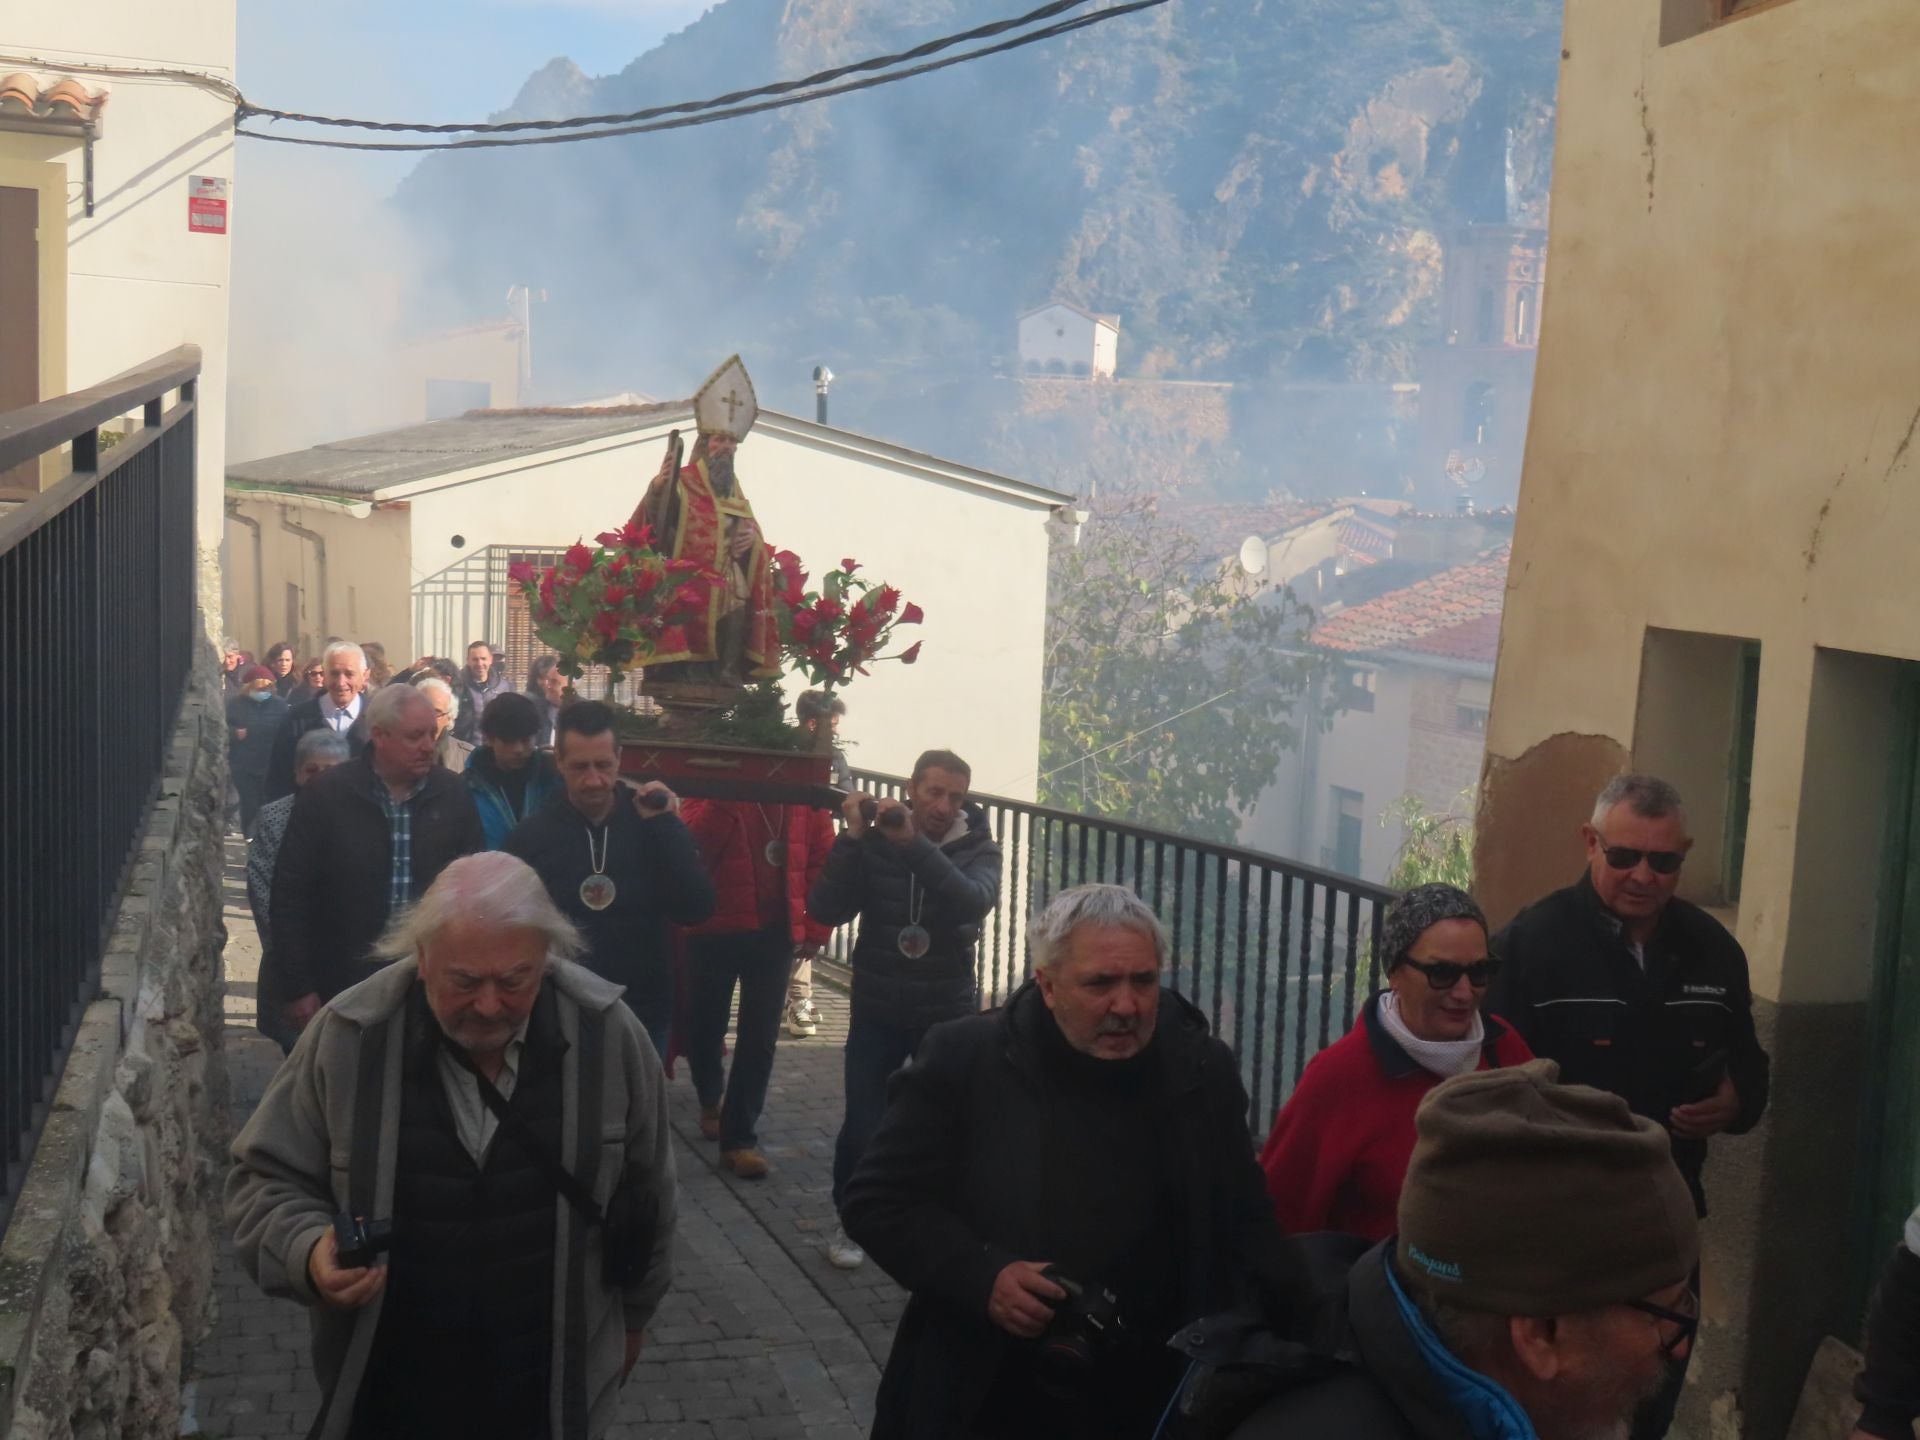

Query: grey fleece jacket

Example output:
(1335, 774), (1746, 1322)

(224, 956), (677, 1440)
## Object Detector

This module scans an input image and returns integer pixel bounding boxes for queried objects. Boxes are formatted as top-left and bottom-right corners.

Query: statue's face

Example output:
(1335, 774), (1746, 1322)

(708, 435), (738, 495)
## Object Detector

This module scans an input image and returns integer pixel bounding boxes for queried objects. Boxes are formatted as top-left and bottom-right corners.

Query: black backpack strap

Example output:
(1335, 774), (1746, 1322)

(437, 1029), (605, 1226)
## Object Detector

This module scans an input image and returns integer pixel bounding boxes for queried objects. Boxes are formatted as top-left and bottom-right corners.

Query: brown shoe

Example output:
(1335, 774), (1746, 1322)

(721, 1147), (770, 1180)
(699, 1105), (721, 1141)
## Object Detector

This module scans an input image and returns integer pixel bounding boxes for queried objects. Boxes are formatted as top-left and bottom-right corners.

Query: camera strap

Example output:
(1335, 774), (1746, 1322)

(436, 1030), (606, 1228)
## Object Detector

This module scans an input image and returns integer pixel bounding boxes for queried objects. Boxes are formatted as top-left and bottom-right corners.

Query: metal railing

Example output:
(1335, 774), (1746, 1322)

(0, 346), (201, 1226)
(829, 769), (1398, 1132)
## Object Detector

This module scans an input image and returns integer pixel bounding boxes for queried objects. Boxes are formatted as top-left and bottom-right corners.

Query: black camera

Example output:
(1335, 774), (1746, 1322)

(333, 1211), (394, 1269)
(1035, 1267), (1129, 1382)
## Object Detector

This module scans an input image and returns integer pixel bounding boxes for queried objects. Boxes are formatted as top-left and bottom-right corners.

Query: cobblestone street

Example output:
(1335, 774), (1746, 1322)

(187, 839), (900, 1438)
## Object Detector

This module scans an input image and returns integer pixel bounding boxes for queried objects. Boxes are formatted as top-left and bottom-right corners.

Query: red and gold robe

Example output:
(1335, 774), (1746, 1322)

(645, 456), (778, 676)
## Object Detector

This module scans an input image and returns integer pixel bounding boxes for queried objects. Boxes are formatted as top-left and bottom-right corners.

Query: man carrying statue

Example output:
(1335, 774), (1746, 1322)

(635, 355), (780, 687)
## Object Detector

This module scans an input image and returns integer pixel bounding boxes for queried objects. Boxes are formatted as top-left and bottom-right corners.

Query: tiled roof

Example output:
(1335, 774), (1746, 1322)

(1166, 497), (1340, 556)
(1017, 299), (1121, 331)
(0, 72), (108, 126)
(1336, 513), (1395, 567)
(1312, 543), (1510, 666)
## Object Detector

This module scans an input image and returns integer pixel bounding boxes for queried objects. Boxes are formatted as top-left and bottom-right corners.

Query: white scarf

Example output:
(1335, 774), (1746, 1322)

(1378, 991), (1485, 1079)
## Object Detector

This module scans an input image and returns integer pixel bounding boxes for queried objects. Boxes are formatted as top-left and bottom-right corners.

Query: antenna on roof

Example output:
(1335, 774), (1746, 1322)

(1238, 534), (1268, 578)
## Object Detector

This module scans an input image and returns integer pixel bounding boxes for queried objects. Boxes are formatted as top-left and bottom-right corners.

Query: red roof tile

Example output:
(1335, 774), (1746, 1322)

(0, 72), (108, 126)
(1312, 543), (1510, 665)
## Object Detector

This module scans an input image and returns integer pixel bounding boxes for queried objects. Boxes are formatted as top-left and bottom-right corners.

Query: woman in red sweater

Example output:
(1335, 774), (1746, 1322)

(1259, 883), (1532, 1240)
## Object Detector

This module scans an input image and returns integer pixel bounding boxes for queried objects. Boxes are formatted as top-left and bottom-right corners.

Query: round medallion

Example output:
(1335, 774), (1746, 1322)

(579, 873), (618, 912)
(764, 839), (789, 868)
(897, 924), (932, 959)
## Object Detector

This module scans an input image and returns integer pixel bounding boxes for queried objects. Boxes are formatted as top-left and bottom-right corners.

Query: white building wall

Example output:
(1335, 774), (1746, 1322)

(5, 4), (236, 555)
(400, 419), (1055, 801)
(1018, 306), (1114, 376)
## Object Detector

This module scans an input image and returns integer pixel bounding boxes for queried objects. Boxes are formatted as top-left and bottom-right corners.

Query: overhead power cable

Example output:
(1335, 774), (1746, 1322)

(240, 0), (1106, 135)
(235, 0), (1167, 153)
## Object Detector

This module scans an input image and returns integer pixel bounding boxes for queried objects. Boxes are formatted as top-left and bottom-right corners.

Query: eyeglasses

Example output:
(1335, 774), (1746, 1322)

(1594, 832), (1685, 875)
(1399, 956), (1502, 990)
(304, 668), (325, 679)
(1626, 1288), (1698, 1357)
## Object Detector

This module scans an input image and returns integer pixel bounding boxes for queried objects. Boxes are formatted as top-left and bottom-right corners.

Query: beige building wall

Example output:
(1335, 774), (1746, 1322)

(223, 494), (412, 662)
(393, 416), (1054, 800)
(4, 4), (236, 553)
(1475, 0), (1920, 1432)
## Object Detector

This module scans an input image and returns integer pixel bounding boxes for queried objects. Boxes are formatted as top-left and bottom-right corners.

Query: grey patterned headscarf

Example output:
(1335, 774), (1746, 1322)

(1379, 883), (1488, 974)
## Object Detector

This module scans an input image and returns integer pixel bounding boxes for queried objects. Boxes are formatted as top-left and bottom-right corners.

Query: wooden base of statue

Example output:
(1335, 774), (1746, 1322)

(619, 738), (838, 806)
(643, 678), (741, 731)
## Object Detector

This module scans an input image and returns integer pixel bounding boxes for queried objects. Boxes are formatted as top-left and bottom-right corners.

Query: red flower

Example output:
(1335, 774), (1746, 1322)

(791, 610), (820, 641)
(840, 557), (860, 575)
(899, 641), (923, 665)
(872, 585), (901, 616)
(603, 584), (632, 606)
(564, 542), (594, 574)
(509, 562), (536, 587)
(898, 602), (925, 626)
(656, 625), (688, 655)
(591, 610), (621, 642)
(665, 557), (704, 575)
(538, 573), (557, 616)
(813, 598), (845, 622)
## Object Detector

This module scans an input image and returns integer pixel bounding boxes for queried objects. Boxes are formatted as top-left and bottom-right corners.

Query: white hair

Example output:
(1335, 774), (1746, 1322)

(293, 729), (350, 767)
(1591, 773), (1689, 830)
(413, 676), (455, 705)
(366, 682), (434, 732)
(1029, 883), (1170, 972)
(374, 852), (583, 967)
(321, 640), (368, 672)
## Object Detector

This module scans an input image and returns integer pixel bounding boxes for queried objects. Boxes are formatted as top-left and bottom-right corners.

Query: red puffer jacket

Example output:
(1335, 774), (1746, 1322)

(680, 799), (835, 945)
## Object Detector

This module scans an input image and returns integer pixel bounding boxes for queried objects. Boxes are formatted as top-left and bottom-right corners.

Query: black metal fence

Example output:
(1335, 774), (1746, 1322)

(830, 769), (1398, 1133)
(0, 346), (201, 1226)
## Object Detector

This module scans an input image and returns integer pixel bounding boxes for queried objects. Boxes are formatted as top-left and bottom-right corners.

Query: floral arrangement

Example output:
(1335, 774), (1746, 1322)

(771, 551), (923, 691)
(509, 521), (718, 680)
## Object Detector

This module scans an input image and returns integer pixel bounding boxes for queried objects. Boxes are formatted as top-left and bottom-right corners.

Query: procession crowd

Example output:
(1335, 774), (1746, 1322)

(217, 637), (1920, 1440)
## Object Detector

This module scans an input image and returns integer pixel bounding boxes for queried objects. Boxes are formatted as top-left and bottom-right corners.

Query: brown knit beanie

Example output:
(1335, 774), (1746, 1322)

(1396, 1059), (1698, 1316)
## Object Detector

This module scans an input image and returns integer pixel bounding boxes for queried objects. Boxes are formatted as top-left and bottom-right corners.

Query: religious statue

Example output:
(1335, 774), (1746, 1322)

(634, 356), (780, 688)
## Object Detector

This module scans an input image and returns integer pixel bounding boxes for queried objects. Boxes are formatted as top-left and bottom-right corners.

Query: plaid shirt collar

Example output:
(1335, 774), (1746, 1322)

(374, 769), (431, 913)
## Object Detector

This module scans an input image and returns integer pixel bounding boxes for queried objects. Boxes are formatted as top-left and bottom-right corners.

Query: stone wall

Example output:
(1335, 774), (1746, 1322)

(0, 670), (230, 1439)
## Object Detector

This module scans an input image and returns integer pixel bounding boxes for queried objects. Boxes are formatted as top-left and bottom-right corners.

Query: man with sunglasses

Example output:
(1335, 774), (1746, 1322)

(1488, 773), (1769, 1438)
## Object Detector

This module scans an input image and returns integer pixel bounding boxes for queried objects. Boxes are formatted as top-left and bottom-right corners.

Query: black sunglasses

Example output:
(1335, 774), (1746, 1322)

(1594, 831), (1685, 875)
(1626, 1289), (1698, 1356)
(1399, 956), (1503, 990)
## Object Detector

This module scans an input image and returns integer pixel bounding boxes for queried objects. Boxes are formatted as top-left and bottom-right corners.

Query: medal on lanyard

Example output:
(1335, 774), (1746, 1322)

(898, 875), (931, 958)
(757, 804), (788, 868)
(581, 825), (616, 911)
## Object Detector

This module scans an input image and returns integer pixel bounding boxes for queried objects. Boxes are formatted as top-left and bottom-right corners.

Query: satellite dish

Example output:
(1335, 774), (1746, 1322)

(1238, 535), (1268, 576)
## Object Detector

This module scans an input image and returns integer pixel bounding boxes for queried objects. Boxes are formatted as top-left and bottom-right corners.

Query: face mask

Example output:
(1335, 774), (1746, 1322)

(246, 688), (275, 702)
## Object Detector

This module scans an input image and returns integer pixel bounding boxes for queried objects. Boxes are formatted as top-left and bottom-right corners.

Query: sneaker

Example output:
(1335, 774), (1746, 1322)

(698, 1104), (721, 1141)
(825, 1226), (865, 1270)
(721, 1147), (770, 1180)
(786, 1000), (819, 1038)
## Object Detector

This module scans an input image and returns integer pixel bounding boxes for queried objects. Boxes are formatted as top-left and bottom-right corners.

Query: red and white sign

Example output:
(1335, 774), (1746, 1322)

(187, 175), (229, 235)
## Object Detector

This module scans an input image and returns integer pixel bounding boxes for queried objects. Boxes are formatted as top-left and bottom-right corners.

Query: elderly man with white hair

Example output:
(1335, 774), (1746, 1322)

(228, 851), (677, 1440)
(266, 639), (374, 801)
(413, 673), (474, 773)
(841, 882), (1303, 1440)
(270, 684), (483, 1035)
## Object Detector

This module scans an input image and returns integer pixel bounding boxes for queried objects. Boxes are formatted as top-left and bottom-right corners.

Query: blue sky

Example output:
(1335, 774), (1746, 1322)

(237, 0), (715, 188)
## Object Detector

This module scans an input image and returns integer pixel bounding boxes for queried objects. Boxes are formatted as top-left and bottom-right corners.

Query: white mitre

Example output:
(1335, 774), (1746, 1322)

(693, 355), (759, 441)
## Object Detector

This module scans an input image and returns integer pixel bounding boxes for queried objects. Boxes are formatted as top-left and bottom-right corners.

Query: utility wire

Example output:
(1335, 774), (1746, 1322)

(239, 0), (1107, 134)
(235, 0), (1167, 153)
(0, 52), (242, 105)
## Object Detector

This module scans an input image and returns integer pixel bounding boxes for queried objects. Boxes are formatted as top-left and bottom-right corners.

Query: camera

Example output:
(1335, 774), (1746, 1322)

(858, 797), (910, 833)
(333, 1211), (394, 1269)
(1035, 1267), (1129, 1382)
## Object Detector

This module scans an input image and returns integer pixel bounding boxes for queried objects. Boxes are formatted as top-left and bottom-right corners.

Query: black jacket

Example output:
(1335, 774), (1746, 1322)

(503, 786), (716, 1009)
(1488, 874), (1770, 1213)
(842, 981), (1303, 1440)
(1228, 1243), (1480, 1440)
(265, 695), (372, 802)
(225, 692), (290, 784)
(806, 803), (1002, 1030)
(1857, 1222), (1920, 1439)
(267, 752), (484, 1002)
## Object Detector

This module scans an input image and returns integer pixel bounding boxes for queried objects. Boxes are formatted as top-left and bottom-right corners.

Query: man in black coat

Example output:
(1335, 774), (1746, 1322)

(1488, 772), (1769, 1440)
(808, 749), (1001, 1270)
(503, 700), (715, 1056)
(268, 684), (483, 1037)
(841, 883), (1301, 1440)
(265, 640), (372, 802)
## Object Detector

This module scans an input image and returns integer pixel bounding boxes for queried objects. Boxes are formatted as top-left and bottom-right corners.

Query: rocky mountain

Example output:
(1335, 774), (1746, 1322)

(394, 0), (1562, 500)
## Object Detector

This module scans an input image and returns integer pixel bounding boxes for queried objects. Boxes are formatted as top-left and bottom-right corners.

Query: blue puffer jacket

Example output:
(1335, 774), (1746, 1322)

(465, 747), (562, 850)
